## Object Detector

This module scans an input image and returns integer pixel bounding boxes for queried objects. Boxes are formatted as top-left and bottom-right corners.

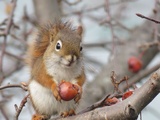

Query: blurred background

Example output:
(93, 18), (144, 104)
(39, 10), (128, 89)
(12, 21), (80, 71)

(0, 0), (160, 120)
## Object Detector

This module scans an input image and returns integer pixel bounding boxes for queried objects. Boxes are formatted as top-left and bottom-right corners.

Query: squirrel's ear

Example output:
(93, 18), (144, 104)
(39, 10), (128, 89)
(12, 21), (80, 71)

(77, 26), (83, 36)
(50, 33), (54, 42)
(50, 27), (58, 42)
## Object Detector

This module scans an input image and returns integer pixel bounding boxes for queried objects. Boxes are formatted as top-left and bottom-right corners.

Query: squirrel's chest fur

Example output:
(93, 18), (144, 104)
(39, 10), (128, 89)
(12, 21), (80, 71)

(29, 54), (82, 115)
(31, 53), (83, 85)
(44, 52), (83, 84)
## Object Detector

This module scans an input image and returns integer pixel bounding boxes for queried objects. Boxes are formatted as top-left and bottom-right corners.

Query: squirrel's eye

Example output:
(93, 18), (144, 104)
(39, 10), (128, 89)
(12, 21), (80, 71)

(80, 42), (83, 51)
(55, 40), (62, 51)
(80, 46), (83, 51)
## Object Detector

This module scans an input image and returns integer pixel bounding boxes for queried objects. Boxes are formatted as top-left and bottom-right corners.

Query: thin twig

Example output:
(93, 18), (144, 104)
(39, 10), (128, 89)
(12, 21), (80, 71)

(83, 41), (123, 48)
(0, 83), (28, 91)
(15, 94), (29, 120)
(78, 94), (111, 115)
(122, 63), (160, 91)
(153, 0), (158, 41)
(4, 51), (24, 61)
(0, 18), (8, 26)
(78, 93), (122, 115)
(63, 0), (136, 16)
(110, 71), (129, 93)
(110, 0), (137, 5)
(0, 0), (17, 84)
(136, 13), (160, 24)
(10, 34), (28, 45)
(139, 41), (160, 50)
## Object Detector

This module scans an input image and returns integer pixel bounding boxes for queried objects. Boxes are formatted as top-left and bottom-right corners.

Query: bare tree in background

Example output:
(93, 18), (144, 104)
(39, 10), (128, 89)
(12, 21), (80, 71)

(0, 0), (160, 120)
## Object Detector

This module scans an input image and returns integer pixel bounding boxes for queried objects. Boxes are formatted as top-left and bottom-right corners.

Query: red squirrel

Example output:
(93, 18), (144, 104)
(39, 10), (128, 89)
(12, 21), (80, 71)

(27, 20), (85, 120)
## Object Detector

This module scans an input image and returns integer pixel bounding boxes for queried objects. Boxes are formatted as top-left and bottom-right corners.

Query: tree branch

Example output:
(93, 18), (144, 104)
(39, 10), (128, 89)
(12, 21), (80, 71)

(0, 83), (28, 91)
(52, 68), (160, 120)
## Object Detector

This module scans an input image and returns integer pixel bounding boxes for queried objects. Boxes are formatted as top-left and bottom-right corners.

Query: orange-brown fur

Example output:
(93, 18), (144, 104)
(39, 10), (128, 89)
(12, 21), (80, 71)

(27, 20), (85, 119)
(27, 21), (73, 68)
(76, 70), (85, 86)
(29, 57), (59, 116)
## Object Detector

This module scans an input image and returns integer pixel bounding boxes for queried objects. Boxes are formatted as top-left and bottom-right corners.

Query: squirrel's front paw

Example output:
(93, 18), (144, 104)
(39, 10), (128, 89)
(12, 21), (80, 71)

(53, 88), (61, 102)
(74, 85), (82, 103)
(51, 85), (61, 102)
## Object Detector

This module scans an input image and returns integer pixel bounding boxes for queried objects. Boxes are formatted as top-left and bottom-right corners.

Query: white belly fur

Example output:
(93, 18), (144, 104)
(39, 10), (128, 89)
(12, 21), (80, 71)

(29, 80), (78, 116)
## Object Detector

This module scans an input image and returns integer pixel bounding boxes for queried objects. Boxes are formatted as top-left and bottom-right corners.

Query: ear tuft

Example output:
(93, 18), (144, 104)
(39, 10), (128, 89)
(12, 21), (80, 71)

(50, 27), (58, 42)
(77, 26), (83, 36)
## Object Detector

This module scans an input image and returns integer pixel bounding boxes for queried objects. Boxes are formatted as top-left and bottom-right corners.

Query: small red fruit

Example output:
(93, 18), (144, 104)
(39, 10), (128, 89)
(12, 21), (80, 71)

(59, 81), (79, 101)
(122, 91), (133, 100)
(105, 97), (120, 106)
(128, 56), (142, 73)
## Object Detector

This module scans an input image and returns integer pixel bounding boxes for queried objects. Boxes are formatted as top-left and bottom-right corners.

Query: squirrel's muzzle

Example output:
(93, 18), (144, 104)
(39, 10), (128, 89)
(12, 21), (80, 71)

(65, 55), (77, 66)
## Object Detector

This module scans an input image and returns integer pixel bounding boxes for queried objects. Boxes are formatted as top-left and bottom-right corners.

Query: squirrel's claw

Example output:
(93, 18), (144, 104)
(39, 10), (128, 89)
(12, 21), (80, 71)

(74, 93), (81, 103)
(32, 114), (49, 120)
(52, 86), (61, 102)
(61, 109), (75, 117)
(74, 85), (82, 103)
(54, 89), (61, 102)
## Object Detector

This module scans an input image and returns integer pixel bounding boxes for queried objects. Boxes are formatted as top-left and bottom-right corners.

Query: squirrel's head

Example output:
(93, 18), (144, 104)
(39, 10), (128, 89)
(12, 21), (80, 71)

(43, 22), (83, 69)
